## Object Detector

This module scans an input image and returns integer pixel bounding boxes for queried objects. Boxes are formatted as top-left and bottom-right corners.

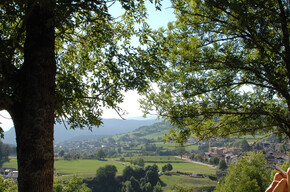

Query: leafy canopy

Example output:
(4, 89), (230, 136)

(141, 0), (290, 142)
(0, 0), (164, 134)
(0, 175), (18, 192)
(214, 152), (270, 192)
(53, 176), (91, 192)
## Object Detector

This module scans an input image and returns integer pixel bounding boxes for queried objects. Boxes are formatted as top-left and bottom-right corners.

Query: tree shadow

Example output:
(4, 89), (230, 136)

(159, 179), (167, 187)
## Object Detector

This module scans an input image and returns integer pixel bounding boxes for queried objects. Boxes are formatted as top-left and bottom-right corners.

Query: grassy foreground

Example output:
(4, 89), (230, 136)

(2, 156), (218, 191)
(2, 156), (217, 175)
(1, 157), (127, 176)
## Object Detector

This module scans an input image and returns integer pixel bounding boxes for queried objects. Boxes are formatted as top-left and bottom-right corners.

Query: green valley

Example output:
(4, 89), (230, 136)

(1, 121), (289, 192)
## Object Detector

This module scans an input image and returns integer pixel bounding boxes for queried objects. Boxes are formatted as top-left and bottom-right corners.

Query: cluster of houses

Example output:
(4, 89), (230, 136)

(203, 142), (289, 181)
(204, 142), (289, 166)
(205, 146), (241, 165)
(0, 168), (18, 180)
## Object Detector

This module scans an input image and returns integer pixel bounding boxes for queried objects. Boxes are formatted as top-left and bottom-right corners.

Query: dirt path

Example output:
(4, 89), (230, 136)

(176, 156), (216, 168)
(110, 159), (130, 167)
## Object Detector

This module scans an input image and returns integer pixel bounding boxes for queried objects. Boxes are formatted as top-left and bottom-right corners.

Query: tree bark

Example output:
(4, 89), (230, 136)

(10, 2), (56, 192)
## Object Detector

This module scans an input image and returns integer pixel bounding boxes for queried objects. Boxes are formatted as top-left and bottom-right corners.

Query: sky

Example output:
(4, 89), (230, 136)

(0, 0), (175, 132)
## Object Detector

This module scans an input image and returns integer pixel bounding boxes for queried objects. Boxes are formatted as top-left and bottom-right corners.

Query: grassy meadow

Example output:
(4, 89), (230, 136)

(1, 157), (17, 168)
(2, 156), (218, 191)
(120, 155), (184, 162)
(154, 142), (200, 151)
(54, 159), (127, 176)
(160, 174), (217, 191)
(3, 156), (217, 176)
(123, 156), (217, 175)
(2, 157), (127, 177)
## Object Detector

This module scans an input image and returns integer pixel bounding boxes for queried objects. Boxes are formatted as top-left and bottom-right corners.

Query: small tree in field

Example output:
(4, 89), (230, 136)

(162, 163), (173, 172)
(96, 148), (106, 160)
(58, 150), (65, 158)
(133, 158), (145, 167)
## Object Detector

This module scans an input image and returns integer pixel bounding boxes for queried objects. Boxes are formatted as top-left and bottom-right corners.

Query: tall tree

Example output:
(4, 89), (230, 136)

(96, 148), (106, 160)
(0, 0), (162, 191)
(141, 0), (290, 143)
(95, 165), (119, 192)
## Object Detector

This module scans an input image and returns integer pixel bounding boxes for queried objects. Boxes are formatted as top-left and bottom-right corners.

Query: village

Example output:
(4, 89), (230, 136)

(1, 122), (289, 190)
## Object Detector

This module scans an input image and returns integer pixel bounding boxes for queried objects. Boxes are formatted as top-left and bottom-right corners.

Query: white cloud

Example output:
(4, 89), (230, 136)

(0, 110), (14, 131)
(102, 90), (144, 119)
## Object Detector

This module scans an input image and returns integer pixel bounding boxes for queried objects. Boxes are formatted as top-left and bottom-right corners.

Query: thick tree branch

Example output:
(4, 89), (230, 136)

(206, 0), (239, 20)
(197, 36), (244, 48)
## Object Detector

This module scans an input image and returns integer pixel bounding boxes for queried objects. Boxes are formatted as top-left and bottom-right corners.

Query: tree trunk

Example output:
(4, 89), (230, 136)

(10, 2), (56, 192)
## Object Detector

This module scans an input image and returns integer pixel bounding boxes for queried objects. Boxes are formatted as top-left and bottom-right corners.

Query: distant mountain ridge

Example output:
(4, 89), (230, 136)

(1, 118), (159, 145)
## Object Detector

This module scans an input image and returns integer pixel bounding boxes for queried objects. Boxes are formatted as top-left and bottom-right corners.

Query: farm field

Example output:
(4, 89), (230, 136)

(231, 134), (265, 143)
(54, 159), (127, 176)
(2, 156), (218, 191)
(160, 161), (216, 175)
(120, 142), (200, 155)
(116, 156), (218, 191)
(118, 155), (184, 162)
(1, 157), (17, 168)
(3, 156), (217, 175)
(160, 174), (217, 191)
(122, 156), (217, 174)
(2, 158), (127, 176)
(136, 130), (169, 140)
(144, 162), (216, 175)
(154, 142), (200, 151)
